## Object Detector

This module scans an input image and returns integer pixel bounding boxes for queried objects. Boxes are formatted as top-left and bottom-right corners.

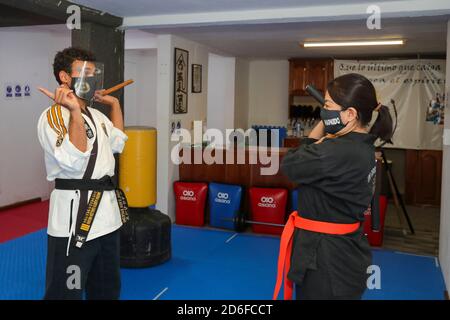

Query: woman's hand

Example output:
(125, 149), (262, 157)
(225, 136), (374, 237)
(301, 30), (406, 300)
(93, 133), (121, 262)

(308, 121), (325, 140)
(93, 90), (119, 107)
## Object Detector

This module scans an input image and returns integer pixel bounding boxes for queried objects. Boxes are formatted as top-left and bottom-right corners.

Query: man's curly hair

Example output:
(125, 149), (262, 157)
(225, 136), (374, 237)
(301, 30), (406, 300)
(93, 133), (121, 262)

(53, 47), (96, 84)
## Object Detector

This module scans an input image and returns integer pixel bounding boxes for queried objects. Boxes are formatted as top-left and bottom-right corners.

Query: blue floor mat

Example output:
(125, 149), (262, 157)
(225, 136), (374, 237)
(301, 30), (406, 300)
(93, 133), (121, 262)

(0, 226), (446, 300)
(363, 249), (445, 300)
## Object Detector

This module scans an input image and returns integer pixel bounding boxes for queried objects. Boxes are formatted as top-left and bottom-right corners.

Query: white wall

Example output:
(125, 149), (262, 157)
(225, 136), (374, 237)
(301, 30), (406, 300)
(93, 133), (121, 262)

(439, 19), (450, 292)
(0, 25), (70, 207)
(247, 60), (289, 127)
(234, 58), (250, 130)
(125, 30), (157, 50)
(124, 49), (157, 128)
(207, 53), (236, 142)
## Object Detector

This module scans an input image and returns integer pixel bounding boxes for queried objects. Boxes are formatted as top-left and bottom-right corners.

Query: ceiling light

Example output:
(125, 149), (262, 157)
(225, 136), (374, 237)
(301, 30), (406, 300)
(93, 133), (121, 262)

(302, 40), (405, 48)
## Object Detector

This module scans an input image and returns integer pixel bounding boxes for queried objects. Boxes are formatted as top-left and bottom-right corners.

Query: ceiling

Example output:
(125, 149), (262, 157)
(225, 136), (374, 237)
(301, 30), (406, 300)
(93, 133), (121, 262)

(0, 4), (62, 27)
(143, 16), (449, 59)
(70, 0), (449, 59)
(71, 0), (399, 17)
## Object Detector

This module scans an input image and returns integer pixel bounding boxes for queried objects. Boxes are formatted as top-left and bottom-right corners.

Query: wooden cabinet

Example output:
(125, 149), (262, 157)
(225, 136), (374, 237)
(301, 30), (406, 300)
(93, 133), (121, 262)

(306, 59), (333, 95)
(405, 150), (442, 206)
(289, 60), (307, 95)
(289, 59), (334, 96)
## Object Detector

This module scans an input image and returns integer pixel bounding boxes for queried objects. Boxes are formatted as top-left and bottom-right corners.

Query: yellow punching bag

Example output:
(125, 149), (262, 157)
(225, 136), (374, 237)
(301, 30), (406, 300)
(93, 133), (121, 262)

(119, 126), (157, 207)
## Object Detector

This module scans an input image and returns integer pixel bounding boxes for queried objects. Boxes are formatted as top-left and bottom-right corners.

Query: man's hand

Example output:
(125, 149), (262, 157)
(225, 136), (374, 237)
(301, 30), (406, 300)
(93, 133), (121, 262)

(93, 90), (124, 131)
(38, 85), (81, 112)
(94, 90), (124, 131)
(38, 84), (87, 152)
(94, 91), (119, 107)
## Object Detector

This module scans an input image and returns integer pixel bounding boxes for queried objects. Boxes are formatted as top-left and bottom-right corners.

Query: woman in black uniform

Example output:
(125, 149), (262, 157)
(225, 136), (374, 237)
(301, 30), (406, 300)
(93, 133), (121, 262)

(273, 73), (393, 300)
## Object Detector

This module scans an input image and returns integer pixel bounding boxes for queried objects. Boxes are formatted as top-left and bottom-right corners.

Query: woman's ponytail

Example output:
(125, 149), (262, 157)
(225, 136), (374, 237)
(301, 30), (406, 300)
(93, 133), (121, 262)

(369, 105), (393, 144)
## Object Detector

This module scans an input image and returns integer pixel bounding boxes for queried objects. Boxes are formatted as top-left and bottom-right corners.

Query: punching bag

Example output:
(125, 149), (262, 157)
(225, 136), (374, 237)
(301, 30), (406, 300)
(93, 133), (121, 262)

(119, 126), (171, 268)
(119, 126), (157, 207)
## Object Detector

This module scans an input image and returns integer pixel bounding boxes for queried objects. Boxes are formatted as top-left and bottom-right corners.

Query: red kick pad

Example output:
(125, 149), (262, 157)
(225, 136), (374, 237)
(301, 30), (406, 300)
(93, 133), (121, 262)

(174, 182), (208, 227)
(249, 187), (288, 235)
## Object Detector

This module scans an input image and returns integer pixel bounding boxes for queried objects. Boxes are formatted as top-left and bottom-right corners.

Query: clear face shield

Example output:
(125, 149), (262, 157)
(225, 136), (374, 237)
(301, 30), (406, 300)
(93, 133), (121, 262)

(70, 61), (104, 103)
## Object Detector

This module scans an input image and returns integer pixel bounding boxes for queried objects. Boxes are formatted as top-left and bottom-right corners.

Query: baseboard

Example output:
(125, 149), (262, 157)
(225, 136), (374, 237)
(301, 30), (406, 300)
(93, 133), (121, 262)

(0, 198), (41, 212)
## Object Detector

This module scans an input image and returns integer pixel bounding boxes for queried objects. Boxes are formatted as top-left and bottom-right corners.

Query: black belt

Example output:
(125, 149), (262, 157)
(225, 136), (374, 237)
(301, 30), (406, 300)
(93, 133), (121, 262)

(55, 175), (116, 191)
(55, 175), (129, 248)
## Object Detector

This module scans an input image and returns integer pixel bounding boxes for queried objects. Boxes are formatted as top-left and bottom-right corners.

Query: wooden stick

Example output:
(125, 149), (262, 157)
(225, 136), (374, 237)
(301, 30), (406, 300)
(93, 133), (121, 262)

(101, 79), (134, 96)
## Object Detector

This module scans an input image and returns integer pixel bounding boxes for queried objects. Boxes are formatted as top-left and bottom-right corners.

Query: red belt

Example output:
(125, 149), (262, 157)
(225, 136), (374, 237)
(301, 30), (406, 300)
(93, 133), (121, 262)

(273, 211), (360, 300)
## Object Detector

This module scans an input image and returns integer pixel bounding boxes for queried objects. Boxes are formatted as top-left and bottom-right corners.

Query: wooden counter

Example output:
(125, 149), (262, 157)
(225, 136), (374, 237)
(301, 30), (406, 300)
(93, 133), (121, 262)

(179, 146), (295, 187)
(283, 136), (302, 148)
(179, 146), (297, 218)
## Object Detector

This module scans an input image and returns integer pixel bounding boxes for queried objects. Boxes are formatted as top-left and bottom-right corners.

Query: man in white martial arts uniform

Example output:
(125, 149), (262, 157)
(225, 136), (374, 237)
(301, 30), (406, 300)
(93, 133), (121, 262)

(37, 47), (129, 300)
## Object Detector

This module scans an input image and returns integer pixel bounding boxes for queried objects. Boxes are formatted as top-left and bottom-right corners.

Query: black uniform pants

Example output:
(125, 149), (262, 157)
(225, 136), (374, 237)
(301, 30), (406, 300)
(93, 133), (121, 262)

(44, 229), (121, 300)
(295, 269), (362, 300)
(294, 247), (365, 300)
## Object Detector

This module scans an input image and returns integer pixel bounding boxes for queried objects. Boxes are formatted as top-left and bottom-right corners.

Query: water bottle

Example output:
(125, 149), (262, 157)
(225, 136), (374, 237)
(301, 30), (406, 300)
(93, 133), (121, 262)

(296, 122), (302, 138)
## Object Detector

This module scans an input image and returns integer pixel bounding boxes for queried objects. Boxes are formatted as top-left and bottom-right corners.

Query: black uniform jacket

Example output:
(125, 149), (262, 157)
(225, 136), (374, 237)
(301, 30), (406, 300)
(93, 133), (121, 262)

(281, 132), (377, 296)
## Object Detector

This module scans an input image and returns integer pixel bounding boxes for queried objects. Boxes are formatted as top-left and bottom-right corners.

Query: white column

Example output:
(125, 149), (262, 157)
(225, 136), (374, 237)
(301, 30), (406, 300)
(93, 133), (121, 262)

(207, 53), (236, 145)
(155, 34), (174, 219)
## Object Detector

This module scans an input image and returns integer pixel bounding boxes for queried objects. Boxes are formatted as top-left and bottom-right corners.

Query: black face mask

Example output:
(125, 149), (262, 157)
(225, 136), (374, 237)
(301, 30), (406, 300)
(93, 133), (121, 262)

(70, 76), (97, 102)
(320, 108), (346, 134)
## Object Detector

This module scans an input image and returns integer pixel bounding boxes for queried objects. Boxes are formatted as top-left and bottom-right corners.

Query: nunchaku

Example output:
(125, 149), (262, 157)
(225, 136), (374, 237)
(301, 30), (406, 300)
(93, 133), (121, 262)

(101, 79), (134, 96)
(38, 79), (134, 101)
(305, 84), (325, 105)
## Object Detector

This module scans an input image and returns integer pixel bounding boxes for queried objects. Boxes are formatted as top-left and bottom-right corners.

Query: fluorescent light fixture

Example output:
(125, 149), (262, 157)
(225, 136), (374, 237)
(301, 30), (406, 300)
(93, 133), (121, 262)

(303, 40), (405, 48)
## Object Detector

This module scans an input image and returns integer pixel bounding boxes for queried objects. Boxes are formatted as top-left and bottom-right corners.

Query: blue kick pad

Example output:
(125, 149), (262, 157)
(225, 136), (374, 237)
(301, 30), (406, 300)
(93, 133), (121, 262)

(208, 182), (242, 230)
(0, 226), (446, 300)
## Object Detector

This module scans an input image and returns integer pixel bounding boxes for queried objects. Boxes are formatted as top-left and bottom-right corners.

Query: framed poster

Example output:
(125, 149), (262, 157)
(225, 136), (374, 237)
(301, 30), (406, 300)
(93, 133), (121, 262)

(192, 64), (202, 93)
(174, 48), (189, 114)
